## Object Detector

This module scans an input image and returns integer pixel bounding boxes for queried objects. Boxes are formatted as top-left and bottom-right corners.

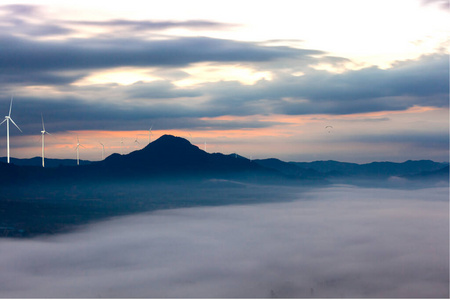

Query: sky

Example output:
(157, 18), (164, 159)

(0, 0), (448, 163)
(0, 185), (448, 297)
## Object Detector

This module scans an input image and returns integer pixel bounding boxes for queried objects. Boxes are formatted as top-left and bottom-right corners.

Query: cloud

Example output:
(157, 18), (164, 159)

(0, 4), (234, 38)
(0, 4), (325, 88)
(0, 33), (321, 71)
(0, 34), (323, 86)
(0, 186), (448, 298)
(1, 4), (37, 15)
(343, 131), (449, 147)
(0, 5), (74, 37)
(200, 53), (449, 116)
(69, 19), (236, 31)
(421, 0), (449, 10)
(3, 52), (447, 136)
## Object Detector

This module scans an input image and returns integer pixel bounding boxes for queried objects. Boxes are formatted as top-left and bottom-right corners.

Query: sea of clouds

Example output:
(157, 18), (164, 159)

(0, 185), (448, 298)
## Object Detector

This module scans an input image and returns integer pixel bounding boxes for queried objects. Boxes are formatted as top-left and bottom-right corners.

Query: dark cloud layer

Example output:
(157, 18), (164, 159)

(0, 4), (447, 120)
(70, 19), (235, 31)
(0, 186), (448, 298)
(0, 35), (319, 73)
(0, 4), (234, 37)
(207, 53), (449, 115)
(2, 52), (447, 135)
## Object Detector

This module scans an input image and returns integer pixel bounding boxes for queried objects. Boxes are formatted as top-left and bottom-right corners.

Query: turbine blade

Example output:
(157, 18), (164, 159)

(41, 113), (45, 131)
(9, 118), (22, 132)
(8, 96), (13, 117)
(0, 119), (6, 126)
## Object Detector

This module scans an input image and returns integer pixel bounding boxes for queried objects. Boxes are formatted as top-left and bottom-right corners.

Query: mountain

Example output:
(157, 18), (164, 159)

(290, 160), (360, 175)
(0, 157), (91, 167)
(290, 160), (448, 178)
(95, 135), (274, 179)
(253, 158), (324, 179)
(0, 135), (291, 185)
(0, 135), (447, 185)
(405, 165), (449, 181)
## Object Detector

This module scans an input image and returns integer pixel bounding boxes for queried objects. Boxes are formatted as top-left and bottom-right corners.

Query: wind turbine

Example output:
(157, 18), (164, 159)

(40, 113), (52, 167)
(76, 136), (85, 165)
(134, 136), (140, 148)
(99, 142), (105, 160)
(148, 124), (153, 144)
(120, 138), (124, 155)
(0, 97), (22, 164)
(204, 141), (207, 152)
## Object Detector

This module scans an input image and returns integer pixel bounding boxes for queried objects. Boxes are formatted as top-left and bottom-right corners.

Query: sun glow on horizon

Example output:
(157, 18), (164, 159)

(173, 63), (273, 87)
(73, 67), (161, 86)
(5, 104), (446, 163)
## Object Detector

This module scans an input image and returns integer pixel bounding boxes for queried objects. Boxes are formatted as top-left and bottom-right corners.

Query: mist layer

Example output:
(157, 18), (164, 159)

(0, 185), (448, 298)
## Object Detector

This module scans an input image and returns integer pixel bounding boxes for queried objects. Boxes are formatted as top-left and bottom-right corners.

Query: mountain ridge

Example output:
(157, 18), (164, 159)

(0, 135), (290, 185)
(0, 135), (447, 185)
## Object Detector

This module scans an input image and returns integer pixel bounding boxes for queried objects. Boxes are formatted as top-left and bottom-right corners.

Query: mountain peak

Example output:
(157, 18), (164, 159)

(138, 134), (198, 154)
(149, 134), (192, 147)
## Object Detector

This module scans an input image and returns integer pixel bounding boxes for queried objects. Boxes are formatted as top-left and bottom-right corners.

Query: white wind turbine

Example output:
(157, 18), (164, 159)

(40, 113), (52, 167)
(134, 136), (140, 148)
(148, 124), (153, 144)
(0, 97), (22, 164)
(76, 136), (85, 165)
(99, 142), (105, 160)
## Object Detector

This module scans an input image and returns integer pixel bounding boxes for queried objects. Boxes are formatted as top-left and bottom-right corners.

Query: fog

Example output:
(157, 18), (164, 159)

(0, 185), (448, 298)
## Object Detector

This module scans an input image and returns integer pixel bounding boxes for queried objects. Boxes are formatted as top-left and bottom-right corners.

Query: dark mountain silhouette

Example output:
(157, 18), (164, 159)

(1, 135), (447, 185)
(253, 158), (324, 179)
(0, 135), (293, 185)
(404, 165), (449, 181)
(290, 160), (360, 175)
(99, 135), (262, 174)
(0, 157), (91, 167)
(289, 160), (448, 178)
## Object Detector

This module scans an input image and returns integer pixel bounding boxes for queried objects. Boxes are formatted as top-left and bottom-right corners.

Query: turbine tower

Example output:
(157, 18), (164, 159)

(76, 136), (85, 165)
(0, 97), (22, 164)
(99, 142), (105, 160)
(40, 113), (51, 168)
(120, 138), (124, 155)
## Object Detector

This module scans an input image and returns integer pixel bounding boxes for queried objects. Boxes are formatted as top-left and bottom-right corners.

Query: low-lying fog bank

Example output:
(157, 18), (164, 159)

(0, 185), (448, 298)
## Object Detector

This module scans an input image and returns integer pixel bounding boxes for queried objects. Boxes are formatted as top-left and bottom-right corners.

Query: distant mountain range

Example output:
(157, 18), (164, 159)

(0, 135), (289, 185)
(0, 157), (91, 167)
(0, 134), (448, 185)
(289, 160), (448, 178)
(0, 134), (448, 237)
